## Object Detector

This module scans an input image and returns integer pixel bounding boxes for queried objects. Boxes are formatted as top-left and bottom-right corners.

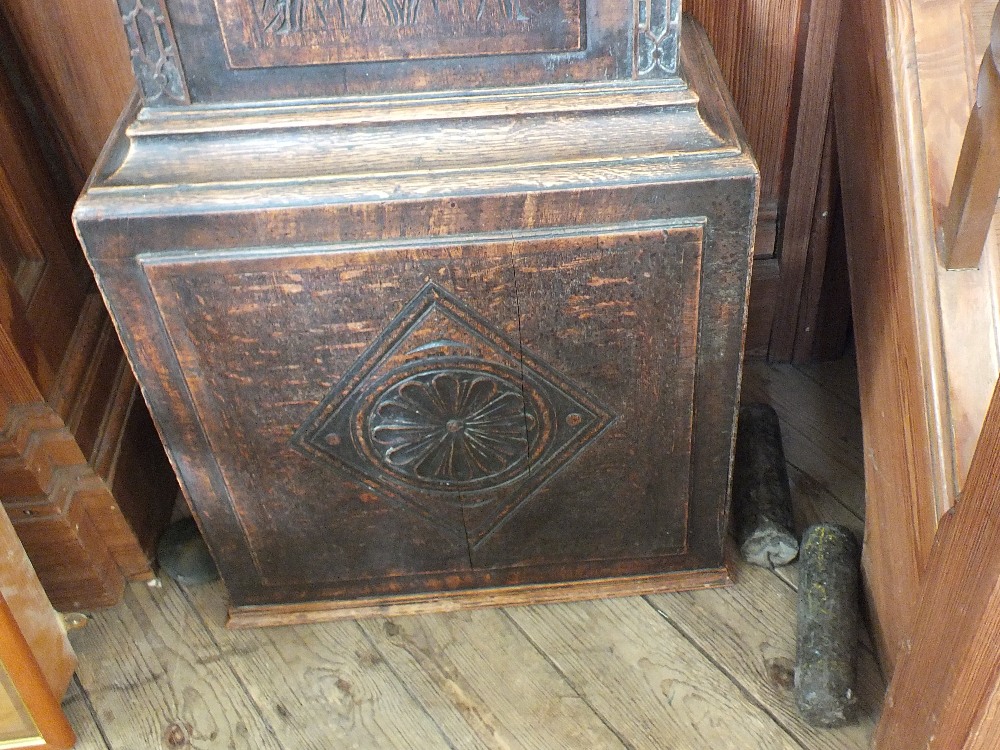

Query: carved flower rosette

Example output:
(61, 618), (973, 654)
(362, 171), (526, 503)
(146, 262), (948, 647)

(354, 359), (552, 493)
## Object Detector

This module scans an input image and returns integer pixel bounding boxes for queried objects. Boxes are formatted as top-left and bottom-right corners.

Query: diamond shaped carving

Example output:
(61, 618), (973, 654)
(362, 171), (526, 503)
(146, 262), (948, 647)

(291, 282), (615, 542)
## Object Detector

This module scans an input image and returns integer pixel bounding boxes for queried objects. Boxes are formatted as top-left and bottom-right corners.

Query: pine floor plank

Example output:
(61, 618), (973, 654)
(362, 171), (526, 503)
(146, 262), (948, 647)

(646, 560), (878, 750)
(70, 579), (283, 750)
(743, 364), (864, 470)
(185, 581), (452, 750)
(60, 677), (110, 750)
(792, 354), (860, 404)
(506, 596), (802, 750)
(744, 366), (866, 520)
(356, 608), (627, 749)
(787, 464), (864, 536)
(794, 358), (862, 412)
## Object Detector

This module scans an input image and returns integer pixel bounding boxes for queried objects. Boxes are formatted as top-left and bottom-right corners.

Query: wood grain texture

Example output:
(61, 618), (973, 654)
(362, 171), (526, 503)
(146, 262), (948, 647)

(60, 357), (876, 749)
(834, 0), (948, 674)
(76, 23), (757, 619)
(835, 0), (1000, 674)
(687, 0), (796, 359)
(688, 0), (850, 362)
(647, 559), (882, 750)
(0, 0), (133, 188)
(803, 183), (853, 363)
(792, 112), (845, 363)
(742, 363), (865, 521)
(59, 679), (111, 750)
(506, 596), (802, 749)
(72, 579), (284, 750)
(227, 567), (732, 627)
(0, 66), (87, 394)
(873, 379), (1000, 749)
(356, 609), (628, 748)
(746, 257), (780, 358)
(913, 0), (1000, 498)
(186, 583), (456, 749)
(0, 19), (175, 606)
(686, 0), (804, 207)
(156, 0), (672, 103)
(941, 2), (1000, 269)
(769, 0), (844, 360)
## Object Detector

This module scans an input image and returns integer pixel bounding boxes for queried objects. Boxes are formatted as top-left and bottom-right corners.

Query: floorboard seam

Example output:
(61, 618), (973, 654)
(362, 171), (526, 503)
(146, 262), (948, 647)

(790, 363), (862, 412)
(353, 622), (462, 750)
(785, 456), (866, 524)
(500, 607), (637, 750)
(640, 595), (811, 750)
(176, 582), (286, 749)
(72, 674), (115, 750)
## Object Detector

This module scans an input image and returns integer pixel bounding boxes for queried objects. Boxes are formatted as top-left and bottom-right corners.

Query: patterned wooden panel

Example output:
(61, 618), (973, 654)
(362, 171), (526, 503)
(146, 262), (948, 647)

(213, 0), (584, 67)
(138, 221), (702, 599)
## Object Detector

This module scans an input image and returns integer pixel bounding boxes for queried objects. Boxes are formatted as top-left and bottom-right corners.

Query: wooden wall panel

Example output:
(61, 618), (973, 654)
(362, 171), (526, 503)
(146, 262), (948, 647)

(0, 62), (89, 395)
(834, 0), (1000, 674)
(689, 1), (849, 361)
(874, 379), (1000, 749)
(0, 0), (133, 188)
(833, 0), (940, 673)
(688, 0), (803, 210)
(0, 4), (176, 607)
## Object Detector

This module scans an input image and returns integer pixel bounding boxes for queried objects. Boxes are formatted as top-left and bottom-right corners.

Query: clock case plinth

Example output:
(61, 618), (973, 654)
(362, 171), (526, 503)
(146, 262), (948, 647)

(76, 11), (758, 624)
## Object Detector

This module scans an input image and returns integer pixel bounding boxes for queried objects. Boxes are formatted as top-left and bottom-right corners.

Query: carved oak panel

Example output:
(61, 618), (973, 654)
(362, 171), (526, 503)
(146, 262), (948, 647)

(121, 0), (682, 103)
(137, 220), (702, 590)
(213, 0), (583, 67)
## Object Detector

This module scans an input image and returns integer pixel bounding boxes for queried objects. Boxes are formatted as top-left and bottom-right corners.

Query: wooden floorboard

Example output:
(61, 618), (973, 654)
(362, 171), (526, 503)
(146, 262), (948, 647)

(60, 678), (111, 750)
(184, 582), (455, 750)
(646, 560), (881, 750)
(507, 596), (802, 749)
(61, 357), (881, 748)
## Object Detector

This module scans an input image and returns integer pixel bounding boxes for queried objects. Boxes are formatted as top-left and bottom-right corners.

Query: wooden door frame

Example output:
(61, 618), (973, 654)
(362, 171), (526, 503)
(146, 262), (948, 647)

(873, 376), (1000, 748)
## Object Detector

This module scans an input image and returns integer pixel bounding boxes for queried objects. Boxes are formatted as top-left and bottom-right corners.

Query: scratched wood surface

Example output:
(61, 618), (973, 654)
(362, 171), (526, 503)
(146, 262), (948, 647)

(61, 358), (882, 749)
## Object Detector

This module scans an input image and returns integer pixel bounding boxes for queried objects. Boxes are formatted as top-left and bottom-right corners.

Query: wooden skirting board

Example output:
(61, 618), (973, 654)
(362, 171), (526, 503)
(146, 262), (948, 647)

(227, 566), (734, 628)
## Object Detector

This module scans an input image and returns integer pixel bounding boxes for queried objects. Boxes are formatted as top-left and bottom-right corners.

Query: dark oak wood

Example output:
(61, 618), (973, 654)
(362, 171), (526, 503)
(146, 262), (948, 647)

(228, 565), (733, 627)
(76, 6), (757, 619)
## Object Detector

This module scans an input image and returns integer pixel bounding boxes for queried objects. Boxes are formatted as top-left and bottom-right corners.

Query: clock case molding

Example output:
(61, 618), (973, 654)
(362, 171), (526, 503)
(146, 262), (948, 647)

(76, 2), (758, 623)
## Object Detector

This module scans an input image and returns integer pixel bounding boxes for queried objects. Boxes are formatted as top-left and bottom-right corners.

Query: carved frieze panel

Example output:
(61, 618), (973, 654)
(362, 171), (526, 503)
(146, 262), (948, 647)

(634, 0), (680, 78)
(212, 0), (584, 68)
(117, 0), (190, 105)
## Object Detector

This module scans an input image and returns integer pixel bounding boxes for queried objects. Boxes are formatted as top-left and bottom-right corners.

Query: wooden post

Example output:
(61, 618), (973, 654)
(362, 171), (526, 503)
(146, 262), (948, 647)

(940, 2), (1000, 270)
(874, 375), (1000, 747)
